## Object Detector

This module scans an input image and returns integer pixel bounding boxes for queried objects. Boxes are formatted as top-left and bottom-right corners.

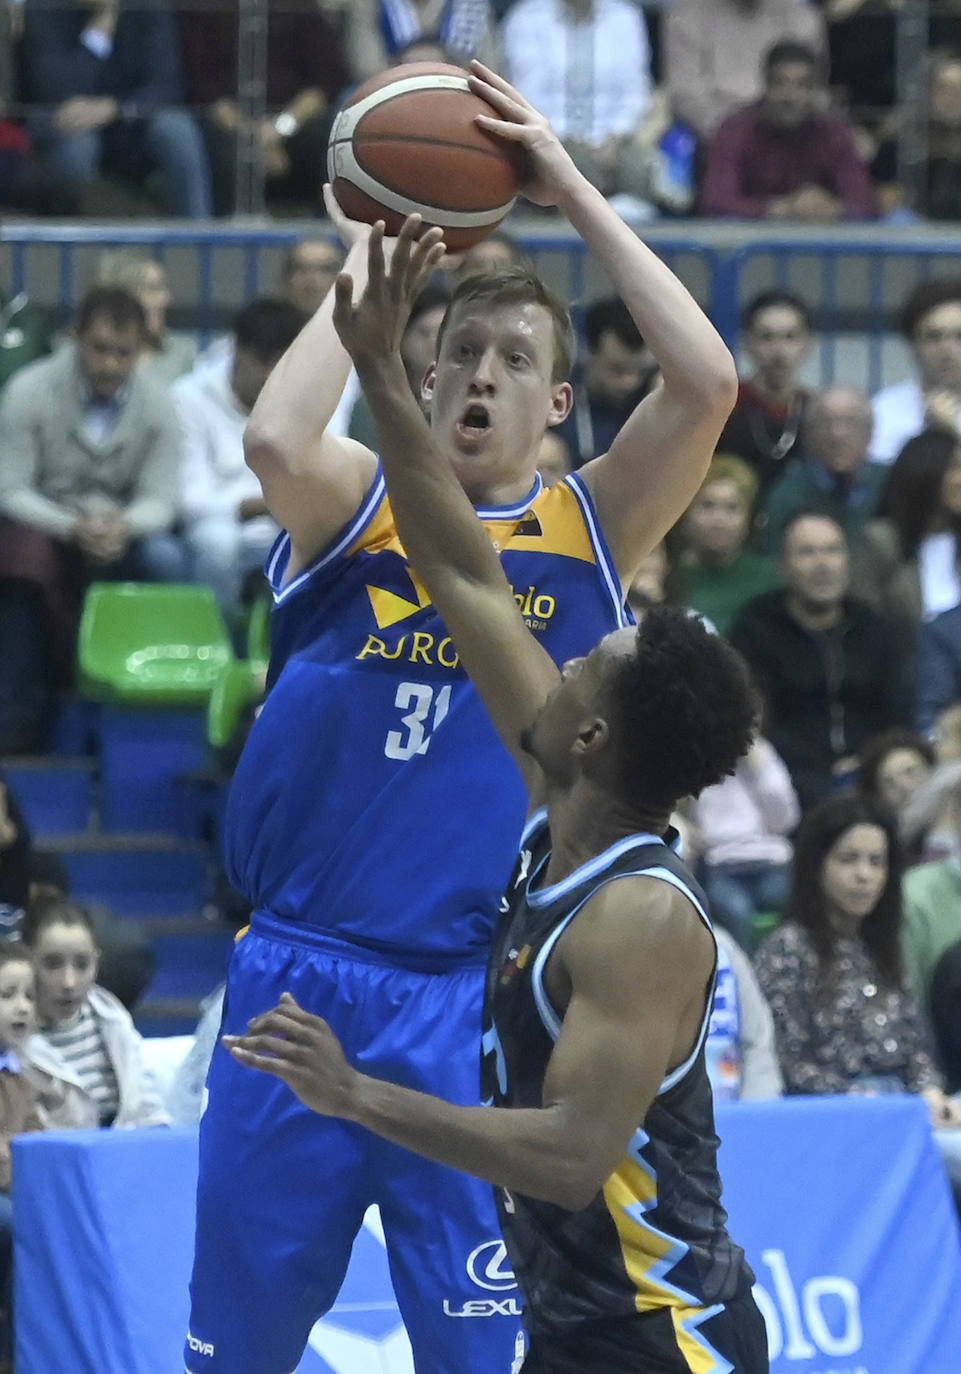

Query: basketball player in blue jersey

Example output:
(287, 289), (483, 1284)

(228, 208), (769, 1373)
(186, 64), (742, 1374)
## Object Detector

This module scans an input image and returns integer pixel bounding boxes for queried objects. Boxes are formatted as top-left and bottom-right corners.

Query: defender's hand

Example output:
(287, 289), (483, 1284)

(331, 214), (446, 371)
(225, 993), (358, 1119)
(467, 61), (578, 208)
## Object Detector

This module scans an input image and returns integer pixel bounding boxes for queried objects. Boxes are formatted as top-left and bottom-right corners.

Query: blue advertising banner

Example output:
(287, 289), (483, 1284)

(12, 1095), (961, 1373)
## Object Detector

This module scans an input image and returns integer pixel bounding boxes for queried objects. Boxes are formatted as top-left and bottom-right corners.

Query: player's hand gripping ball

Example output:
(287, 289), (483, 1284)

(326, 62), (527, 250)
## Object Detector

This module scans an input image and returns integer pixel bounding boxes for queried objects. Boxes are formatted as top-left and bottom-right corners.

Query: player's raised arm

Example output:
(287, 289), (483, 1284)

(243, 191), (382, 576)
(332, 218), (560, 782)
(469, 63), (738, 590)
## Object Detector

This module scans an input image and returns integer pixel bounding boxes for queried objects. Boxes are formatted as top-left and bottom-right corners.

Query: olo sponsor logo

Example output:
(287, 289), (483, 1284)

(442, 1240), (521, 1319)
(753, 1249), (864, 1364)
(186, 1332), (215, 1357)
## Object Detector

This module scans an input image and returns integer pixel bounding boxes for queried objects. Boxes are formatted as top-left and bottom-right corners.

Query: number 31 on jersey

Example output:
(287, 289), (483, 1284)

(384, 681), (452, 760)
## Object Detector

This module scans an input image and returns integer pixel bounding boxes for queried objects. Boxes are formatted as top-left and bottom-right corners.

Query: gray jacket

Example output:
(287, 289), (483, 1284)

(0, 344), (180, 539)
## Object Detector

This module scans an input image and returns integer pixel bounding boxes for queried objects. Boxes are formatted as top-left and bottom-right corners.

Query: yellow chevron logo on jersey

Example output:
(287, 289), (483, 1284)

(366, 571), (432, 629)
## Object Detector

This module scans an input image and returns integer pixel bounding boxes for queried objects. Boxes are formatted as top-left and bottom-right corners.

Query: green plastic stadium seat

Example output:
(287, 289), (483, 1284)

(207, 659), (265, 750)
(77, 583), (235, 706)
(245, 591), (271, 668)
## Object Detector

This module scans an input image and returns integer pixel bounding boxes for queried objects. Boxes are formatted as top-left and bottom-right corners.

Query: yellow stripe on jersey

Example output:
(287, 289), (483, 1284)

(348, 482), (599, 566)
(500, 482), (598, 563)
(671, 1305), (732, 1374)
(602, 1155), (679, 1314)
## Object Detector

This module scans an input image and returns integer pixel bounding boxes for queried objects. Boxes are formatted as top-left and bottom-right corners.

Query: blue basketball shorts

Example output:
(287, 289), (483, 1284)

(185, 914), (523, 1374)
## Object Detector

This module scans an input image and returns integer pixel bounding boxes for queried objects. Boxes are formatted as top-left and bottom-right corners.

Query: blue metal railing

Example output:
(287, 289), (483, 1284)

(6, 223), (961, 386)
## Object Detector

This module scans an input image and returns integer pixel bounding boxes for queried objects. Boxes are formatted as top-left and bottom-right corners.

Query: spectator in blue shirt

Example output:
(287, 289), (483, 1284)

(20, 0), (211, 218)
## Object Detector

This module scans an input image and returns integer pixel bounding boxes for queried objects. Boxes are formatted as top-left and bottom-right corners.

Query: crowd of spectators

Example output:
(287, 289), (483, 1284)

(2, 1), (961, 223)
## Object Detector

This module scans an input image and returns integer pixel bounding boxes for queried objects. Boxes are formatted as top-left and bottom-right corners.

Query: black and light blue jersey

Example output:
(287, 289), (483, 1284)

(223, 467), (630, 963)
(482, 811), (755, 1338)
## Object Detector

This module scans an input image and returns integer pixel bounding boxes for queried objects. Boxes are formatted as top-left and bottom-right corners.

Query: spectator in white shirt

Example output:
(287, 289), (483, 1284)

(687, 733), (800, 952)
(174, 299), (308, 617)
(500, 0), (664, 218)
(872, 281), (961, 464)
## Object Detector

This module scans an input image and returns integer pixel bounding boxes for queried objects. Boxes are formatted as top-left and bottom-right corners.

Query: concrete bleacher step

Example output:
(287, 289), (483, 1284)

(0, 755), (97, 836)
(39, 832), (210, 918)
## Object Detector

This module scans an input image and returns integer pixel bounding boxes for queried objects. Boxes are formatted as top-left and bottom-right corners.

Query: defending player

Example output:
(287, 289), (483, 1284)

(186, 64), (739, 1374)
(228, 216), (769, 1374)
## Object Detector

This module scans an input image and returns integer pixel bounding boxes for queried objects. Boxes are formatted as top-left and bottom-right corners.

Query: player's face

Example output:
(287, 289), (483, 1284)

(821, 823), (888, 928)
(425, 301), (572, 497)
(32, 922), (100, 1027)
(0, 960), (36, 1051)
(524, 628), (635, 781)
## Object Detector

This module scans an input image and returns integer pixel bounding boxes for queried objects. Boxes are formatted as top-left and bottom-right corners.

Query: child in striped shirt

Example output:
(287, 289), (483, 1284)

(21, 899), (168, 1130)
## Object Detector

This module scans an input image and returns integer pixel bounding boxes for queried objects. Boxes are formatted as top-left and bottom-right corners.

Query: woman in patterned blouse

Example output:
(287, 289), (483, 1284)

(754, 791), (961, 1201)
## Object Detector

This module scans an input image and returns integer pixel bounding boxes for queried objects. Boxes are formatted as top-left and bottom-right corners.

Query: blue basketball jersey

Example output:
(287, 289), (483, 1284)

(223, 467), (631, 962)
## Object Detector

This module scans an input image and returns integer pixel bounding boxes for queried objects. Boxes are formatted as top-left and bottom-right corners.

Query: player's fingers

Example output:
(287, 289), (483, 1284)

(407, 226), (445, 289)
(468, 63), (533, 115)
(474, 115), (528, 145)
(331, 272), (355, 332)
(226, 1043), (294, 1079)
(409, 239), (447, 298)
(390, 214), (420, 287)
(367, 221), (387, 288)
(225, 1031), (296, 1058)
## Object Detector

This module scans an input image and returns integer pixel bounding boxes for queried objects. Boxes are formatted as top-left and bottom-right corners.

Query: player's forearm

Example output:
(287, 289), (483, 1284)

(348, 1071), (599, 1211)
(356, 353), (506, 593)
(556, 177), (737, 412)
(245, 240), (364, 476)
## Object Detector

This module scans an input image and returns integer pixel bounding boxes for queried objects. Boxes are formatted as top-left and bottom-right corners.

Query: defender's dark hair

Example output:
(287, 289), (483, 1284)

(21, 897), (97, 950)
(584, 297), (645, 354)
(879, 428), (961, 556)
(232, 298), (310, 361)
(858, 728), (935, 802)
(602, 606), (757, 812)
(764, 40), (821, 82)
(75, 285), (146, 338)
(787, 792), (904, 989)
(898, 279), (961, 339)
(742, 289), (813, 334)
(436, 267), (576, 383)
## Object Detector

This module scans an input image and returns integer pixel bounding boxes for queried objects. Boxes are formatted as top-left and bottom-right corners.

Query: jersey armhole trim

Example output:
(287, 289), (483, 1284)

(531, 865), (717, 1096)
(564, 470), (631, 628)
(269, 466), (387, 604)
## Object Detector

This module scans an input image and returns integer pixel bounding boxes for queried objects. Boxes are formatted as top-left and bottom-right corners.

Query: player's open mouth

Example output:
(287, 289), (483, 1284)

(457, 403), (492, 437)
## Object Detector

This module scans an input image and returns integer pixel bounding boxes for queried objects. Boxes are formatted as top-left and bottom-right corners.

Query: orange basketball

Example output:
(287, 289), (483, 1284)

(326, 63), (527, 251)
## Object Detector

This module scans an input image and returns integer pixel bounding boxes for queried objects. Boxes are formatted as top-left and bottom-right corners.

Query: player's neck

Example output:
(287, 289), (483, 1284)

(461, 470), (539, 511)
(543, 782), (669, 885)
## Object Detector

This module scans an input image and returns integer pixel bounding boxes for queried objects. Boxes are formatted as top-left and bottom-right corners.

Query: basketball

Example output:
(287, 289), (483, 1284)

(326, 63), (527, 251)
